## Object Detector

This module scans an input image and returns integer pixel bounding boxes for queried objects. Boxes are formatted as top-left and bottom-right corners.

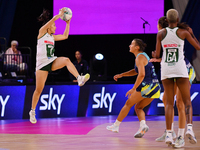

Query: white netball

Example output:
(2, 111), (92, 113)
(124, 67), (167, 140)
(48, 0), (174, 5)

(60, 7), (72, 21)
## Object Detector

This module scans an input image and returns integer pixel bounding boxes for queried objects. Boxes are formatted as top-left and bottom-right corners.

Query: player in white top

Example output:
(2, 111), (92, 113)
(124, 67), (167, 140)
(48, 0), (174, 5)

(155, 9), (200, 147)
(151, 16), (199, 148)
(29, 8), (90, 124)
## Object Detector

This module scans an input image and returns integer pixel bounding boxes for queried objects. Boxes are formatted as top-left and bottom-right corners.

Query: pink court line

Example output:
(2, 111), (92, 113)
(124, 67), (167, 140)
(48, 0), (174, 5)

(0, 117), (116, 135)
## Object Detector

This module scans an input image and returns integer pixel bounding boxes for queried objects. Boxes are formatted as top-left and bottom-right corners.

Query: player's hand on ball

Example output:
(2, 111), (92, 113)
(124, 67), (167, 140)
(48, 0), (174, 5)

(66, 18), (71, 23)
(59, 8), (65, 16)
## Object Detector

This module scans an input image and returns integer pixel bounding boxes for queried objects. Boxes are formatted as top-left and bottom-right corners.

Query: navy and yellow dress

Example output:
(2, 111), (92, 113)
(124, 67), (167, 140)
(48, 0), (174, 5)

(135, 52), (161, 98)
(184, 57), (195, 85)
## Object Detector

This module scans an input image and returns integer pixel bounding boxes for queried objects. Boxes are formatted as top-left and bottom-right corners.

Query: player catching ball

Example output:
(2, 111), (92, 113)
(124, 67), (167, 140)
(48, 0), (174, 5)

(29, 8), (90, 123)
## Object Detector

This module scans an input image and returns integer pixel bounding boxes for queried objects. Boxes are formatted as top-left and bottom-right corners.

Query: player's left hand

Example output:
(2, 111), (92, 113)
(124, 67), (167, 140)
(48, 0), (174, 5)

(66, 19), (71, 24)
(126, 88), (134, 98)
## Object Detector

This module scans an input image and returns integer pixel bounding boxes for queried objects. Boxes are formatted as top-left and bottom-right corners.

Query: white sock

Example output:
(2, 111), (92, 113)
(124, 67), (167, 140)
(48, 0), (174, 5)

(114, 120), (121, 126)
(140, 120), (146, 127)
(171, 122), (174, 131)
(31, 109), (35, 111)
(187, 123), (193, 131)
(178, 128), (185, 138)
(166, 130), (172, 137)
(77, 75), (80, 79)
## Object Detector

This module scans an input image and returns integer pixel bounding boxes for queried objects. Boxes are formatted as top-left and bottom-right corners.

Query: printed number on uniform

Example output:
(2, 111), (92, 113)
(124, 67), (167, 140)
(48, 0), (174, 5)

(165, 48), (179, 63)
(46, 44), (55, 57)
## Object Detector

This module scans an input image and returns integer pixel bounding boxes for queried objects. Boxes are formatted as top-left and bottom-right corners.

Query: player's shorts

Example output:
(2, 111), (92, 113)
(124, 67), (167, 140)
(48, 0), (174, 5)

(40, 62), (53, 72)
(136, 80), (161, 98)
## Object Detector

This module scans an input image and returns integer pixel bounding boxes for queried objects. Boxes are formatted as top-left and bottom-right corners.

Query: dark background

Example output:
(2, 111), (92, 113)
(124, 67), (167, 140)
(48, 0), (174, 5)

(0, 0), (176, 83)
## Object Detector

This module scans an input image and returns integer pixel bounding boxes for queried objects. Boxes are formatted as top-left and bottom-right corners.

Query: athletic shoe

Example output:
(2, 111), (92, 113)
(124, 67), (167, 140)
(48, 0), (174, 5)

(185, 129), (197, 144)
(155, 130), (176, 142)
(134, 124), (149, 138)
(29, 110), (37, 124)
(165, 132), (173, 146)
(77, 74), (90, 86)
(106, 124), (119, 133)
(174, 136), (185, 148)
(155, 131), (166, 142)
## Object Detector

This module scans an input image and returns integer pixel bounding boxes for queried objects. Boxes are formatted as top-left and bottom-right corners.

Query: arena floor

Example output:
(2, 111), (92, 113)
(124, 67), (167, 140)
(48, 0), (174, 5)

(0, 116), (200, 150)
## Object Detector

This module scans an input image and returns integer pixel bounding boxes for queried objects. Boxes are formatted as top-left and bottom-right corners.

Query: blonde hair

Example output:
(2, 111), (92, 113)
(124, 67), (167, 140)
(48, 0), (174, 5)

(166, 9), (179, 23)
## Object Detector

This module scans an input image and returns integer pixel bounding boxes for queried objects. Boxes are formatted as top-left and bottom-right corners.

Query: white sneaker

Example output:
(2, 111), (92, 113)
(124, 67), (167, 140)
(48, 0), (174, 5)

(155, 131), (166, 142)
(134, 124), (149, 138)
(165, 132), (173, 146)
(155, 130), (176, 142)
(185, 129), (197, 144)
(77, 74), (90, 86)
(174, 136), (185, 148)
(29, 110), (37, 124)
(106, 124), (119, 133)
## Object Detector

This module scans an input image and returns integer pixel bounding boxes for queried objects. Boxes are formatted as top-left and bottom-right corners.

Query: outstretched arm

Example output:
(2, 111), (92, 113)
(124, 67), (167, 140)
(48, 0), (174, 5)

(113, 69), (137, 81)
(150, 50), (162, 62)
(38, 8), (65, 39)
(155, 31), (162, 58)
(186, 27), (200, 50)
(149, 57), (162, 62)
(53, 19), (71, 41)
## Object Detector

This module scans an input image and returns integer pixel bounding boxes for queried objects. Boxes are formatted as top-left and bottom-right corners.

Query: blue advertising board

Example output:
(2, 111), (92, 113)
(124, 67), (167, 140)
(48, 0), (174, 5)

(86, 84), (135, 116)
(35, 85), (80, 118)
(0, 86), (26, 119)
(85, 84), (200, 116)
(149, 84), (200, 115)
(0, 83), (200, 119)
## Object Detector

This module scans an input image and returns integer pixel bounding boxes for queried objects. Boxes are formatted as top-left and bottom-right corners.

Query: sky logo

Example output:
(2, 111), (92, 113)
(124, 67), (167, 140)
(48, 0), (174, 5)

(92, 87), (117, 113)
(39, 88), (65, 115)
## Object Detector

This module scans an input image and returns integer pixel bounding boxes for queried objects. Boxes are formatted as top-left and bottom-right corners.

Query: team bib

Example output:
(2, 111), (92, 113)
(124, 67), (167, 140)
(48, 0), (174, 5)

(46, 44), (55, 58)
(165, 48), (179, 64)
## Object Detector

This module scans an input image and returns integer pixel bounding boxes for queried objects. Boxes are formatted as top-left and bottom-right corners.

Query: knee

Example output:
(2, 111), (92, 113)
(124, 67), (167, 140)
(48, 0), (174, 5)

(134, 103), (142, 112)
(125, 100), (134, 109)
(64, 57), (71, 64)
(182, 97), (191, 106)
(34, 88), (43, 95)
(176, 99), (184, 111)
(166, 99), (174, 106)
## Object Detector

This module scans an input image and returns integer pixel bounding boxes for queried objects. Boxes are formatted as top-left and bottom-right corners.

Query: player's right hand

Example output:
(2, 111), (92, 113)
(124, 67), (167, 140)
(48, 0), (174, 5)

(113, 74), (123, 81)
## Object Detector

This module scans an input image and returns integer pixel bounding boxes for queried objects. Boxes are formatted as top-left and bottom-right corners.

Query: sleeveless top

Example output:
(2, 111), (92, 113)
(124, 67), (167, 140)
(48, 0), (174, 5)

(160, 27), (188, 80)
(134, 52), (159, 83)
(36, 33), (57, 71)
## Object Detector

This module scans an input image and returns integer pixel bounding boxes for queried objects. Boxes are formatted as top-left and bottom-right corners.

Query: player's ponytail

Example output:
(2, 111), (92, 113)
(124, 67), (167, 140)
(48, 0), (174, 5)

(38, 9), (50, 25)
(134, 39), (147, 52)
(158, 16), (168, 28)
(177, 22), (189, 30)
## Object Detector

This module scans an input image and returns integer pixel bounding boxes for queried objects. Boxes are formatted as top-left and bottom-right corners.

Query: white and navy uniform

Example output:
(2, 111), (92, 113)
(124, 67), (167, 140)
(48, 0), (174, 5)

(160, 27), (188, 80)
(36, 33), (57, 71)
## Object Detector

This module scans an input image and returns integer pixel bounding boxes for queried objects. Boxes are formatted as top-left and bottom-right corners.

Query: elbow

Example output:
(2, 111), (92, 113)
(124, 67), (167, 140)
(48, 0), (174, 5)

(64, 35), (69, 40)
(138, 73), (145, 78)
(155, 55), (160, 59)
